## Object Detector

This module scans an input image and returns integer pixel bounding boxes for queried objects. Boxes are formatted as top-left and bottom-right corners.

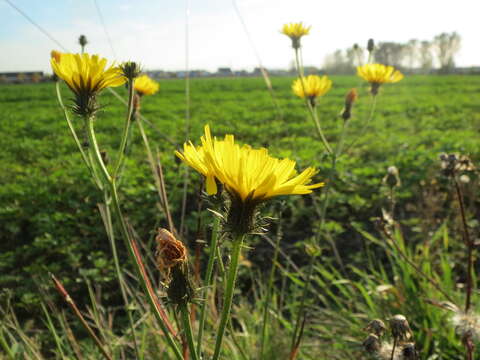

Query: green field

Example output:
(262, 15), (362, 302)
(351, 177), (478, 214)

(1, 75), (480, 359)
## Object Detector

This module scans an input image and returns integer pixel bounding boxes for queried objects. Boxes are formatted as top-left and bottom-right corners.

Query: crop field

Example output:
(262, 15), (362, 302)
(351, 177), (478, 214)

(1, 74), (480, 359)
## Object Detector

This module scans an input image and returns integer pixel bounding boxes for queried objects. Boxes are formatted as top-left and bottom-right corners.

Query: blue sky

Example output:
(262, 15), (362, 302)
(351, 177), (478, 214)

(1, 0), (479, 73)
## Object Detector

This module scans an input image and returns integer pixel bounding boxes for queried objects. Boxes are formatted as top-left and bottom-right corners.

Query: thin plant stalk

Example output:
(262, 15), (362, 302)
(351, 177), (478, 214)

(136, 116), (175, 232)
(259, 228), (281, 360)
(113, 80), (135, 179)
(390, 338), (397, 360)
(344, 94), (377, 152)
(51, 274), (113, 360)
(180, 304), (199, 360)
(211, 233), (246, 360)
(0, 327), (15, 360)
(99, 192), (140, 358)
(453, 177), (475, 313)
(293, 47), (332, 154)
(84, 115), (183, 360)
(196, 215), (221, 354)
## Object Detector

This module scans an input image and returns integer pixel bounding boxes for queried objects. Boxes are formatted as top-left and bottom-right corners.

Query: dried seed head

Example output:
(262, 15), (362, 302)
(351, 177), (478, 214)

(365, 319), (387, 337)
(383, 165), (401, 188)
(390, 314), (412, 341)
(155, 229), (187, 278)
(363, 333), (381, 353)
(440, 153), (475, 176)
(452, 311), (480, 342)
(401, 343), (419, 360)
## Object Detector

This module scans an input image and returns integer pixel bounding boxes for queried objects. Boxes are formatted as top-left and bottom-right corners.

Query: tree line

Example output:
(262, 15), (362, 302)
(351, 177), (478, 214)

(323, 32), (461, 74)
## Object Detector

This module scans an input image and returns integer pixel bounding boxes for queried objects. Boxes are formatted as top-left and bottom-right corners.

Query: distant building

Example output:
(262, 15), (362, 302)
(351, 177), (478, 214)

(0, 71), (45, 84)
(216, 67), (233, 77)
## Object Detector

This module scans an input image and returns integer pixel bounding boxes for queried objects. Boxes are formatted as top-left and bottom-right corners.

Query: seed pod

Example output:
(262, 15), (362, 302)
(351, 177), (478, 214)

(363, 333), (381, 353)
(365, 319), (387, 337)
(390, 314), (412, 341)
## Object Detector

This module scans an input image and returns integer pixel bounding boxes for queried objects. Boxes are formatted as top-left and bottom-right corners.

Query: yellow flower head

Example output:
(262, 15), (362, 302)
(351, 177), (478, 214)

(176, 125), (324, 202)
(281, 22), (311, 49)
(134, 74), (160, 96)
(176, 125), (324, 233)
(51, 53), (125, 97)
(292, 75), (332, 102)
(357, 64), (404, 95)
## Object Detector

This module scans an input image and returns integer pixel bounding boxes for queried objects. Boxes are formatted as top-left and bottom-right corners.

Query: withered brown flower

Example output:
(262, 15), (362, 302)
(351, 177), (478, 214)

(155, 229), (187, 276)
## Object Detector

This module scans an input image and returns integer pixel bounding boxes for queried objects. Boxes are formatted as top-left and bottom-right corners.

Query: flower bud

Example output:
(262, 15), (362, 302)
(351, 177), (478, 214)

(78, 35), (88, 47)
(167, 264), (194, 306)
(121, 61), (142, 81)
(367, 38), (375, 53)
(341, 88), (358, 121)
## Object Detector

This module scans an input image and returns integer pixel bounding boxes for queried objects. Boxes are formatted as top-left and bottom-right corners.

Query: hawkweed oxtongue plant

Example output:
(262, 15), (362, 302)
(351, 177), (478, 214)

(175, 124), (324, 359)
(52, 53), (184, 360)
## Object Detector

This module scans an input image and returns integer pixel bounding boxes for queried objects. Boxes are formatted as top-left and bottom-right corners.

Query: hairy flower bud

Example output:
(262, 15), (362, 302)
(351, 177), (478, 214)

(342, 88), (358, 121)
(367, 38), (375, 53)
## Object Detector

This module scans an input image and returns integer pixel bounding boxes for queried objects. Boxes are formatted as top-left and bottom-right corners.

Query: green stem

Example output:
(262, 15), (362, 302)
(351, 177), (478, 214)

(136, 117), (175, 232)
(196, 216), (221, 354)
(180, 304), (199, 360)
(293, 48), (332, 154)
(260, 229), (281, 360)
(453, 177), (475, 313)
(344, 95), (377, 153)
(85, 117), (183, 360)
(101, 191), (140, 359)
(55, 81), (102, 189)
(0, 327), (15, 360)
(113, 79), (135, 179)
(212, 233), (246, 360)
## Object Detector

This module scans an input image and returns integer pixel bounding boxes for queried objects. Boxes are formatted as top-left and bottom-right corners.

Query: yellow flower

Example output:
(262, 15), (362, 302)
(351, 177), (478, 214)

(281, 22), (311, 49)
(134, 74), (160, 96)
(51, 53), (126, 98)
(292, 75), (332, 101)
(357, 64), (403, 94)
(176, 125), (324, 202)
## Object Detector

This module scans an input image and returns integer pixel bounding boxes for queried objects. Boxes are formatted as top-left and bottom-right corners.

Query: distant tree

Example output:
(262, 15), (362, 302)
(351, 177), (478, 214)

(404, 39), (419, 72)
(419, 41), (434, 73)
(433, 32), (461, 73)
(374, 42), (405, 68)
(0, 75), (7, 84)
